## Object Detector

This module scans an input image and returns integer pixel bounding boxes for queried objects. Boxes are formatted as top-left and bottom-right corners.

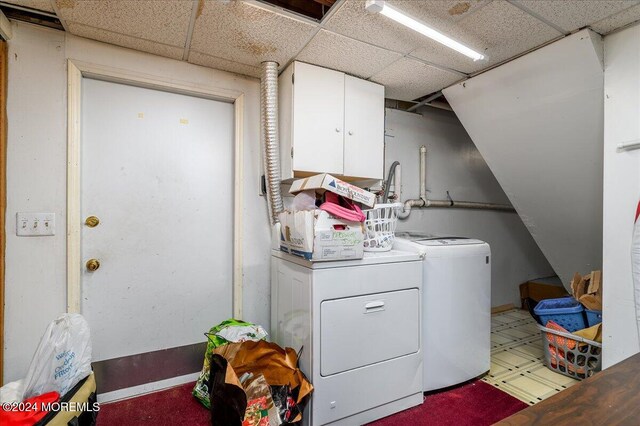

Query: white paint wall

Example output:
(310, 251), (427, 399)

(385, 108), (555, 307)
(4, 22), (271, 382)
(602, 23), (640, 368)
(443, 29), (604, 288)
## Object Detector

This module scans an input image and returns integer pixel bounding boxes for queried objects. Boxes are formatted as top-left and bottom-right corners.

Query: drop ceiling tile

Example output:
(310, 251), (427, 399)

(514, 0), (639, 33)
(414, 0), (562, 71)
(5, 0), (55, 13)
(324, 0), (491, 56)
(370, 57), (462, 101)
(66, 22), (184, 60)
(189, 0), (317, 69)
(296, 30), (403, 79)
(407, 36), (488, 74)
(188, 51), (262, 78)
(590, 2), (640, 34)
(56, 0), (192, 47)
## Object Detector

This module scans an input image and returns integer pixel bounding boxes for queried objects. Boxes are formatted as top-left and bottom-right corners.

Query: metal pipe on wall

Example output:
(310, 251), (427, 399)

(419, 145), (427, 201)
(260, 61), (284, 224)
(396, 145), (516, 218)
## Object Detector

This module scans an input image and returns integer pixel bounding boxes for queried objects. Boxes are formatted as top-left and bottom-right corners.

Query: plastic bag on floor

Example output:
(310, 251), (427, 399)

(241, 373), (281, 426)
(209, 354), (247, 426)
(23, 313), (92, 399)
(194, 319), (268, 408)
(213, 340), (312, 425)
(270, 385), (301, 425)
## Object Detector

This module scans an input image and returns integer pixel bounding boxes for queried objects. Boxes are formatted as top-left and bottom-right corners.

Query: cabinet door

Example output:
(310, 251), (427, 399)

(344, 76), (384, 179)
(292, 62), (345, 175)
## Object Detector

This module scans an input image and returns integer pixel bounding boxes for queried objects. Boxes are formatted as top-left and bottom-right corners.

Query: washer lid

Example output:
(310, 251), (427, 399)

(395, 231), (462, 240)
(415, 237), (485, 246)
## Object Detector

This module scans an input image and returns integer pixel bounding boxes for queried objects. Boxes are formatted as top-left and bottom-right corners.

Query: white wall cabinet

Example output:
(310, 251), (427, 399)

(279, 61), (384, 181)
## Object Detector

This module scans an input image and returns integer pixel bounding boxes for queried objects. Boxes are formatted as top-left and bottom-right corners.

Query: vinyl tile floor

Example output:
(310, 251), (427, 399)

(482, 309), (579, 405)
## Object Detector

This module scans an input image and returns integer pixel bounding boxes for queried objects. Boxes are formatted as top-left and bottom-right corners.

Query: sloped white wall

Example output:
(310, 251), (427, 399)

(602, 23), (640, 368)
(443, 29), (604, 289)
(4, 22), (271, 383)
(385, 108), (555, 307)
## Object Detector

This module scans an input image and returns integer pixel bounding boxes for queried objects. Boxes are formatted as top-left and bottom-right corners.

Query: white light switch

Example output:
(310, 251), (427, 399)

(16, 212), (56, 236)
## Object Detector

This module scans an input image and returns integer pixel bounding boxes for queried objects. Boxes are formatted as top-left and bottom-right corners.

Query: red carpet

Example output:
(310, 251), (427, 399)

(98, 380), (526, 425)
(367, 381), (528, 426)
(97, 383), (209, 426)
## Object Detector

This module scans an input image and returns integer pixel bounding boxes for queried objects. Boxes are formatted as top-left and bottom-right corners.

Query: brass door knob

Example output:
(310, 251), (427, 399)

(86, 259), (100, 272)
(85, 216), (100, 227)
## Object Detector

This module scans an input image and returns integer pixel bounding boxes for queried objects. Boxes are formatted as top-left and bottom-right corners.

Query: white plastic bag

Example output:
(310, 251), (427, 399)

(291, 190), (317, 211)
(23, 313), (92, 399)
(0, 379), (25, 404)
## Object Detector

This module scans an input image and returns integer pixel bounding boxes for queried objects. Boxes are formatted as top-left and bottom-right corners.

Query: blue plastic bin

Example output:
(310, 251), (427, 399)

(585, 309), (602, 327)
(534, 297), (586, 332)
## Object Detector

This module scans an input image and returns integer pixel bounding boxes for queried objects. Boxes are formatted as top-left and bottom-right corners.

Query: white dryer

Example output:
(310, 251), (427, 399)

(394, 234), (491, 391)
(271, 250), (423, 425)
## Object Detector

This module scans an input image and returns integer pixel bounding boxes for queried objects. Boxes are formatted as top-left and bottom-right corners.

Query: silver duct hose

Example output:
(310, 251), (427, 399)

(261, 61), (284, 224)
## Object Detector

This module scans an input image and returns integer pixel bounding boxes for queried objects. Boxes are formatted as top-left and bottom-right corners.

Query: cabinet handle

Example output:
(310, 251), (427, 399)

(348, 131), (353, 136)
(335, 128), (341, 133)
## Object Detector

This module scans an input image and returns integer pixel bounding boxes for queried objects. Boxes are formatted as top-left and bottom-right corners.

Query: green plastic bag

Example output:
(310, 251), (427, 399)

(193, 319), (268, 408)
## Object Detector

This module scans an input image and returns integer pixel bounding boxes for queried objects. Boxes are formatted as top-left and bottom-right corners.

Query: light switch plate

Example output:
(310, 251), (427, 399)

(16, 212), (56, 236)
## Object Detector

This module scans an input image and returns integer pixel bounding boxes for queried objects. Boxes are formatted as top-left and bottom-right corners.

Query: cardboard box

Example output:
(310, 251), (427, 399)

(289, 173), (376, 208)
(520, 278), (569, 308)
(279, 210), (364, 261)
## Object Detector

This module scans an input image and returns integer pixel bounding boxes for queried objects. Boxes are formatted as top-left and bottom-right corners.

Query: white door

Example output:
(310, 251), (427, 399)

(80, 78), (234, 385)
(292, 62), (345, 175)
(344, 75), (384, 179)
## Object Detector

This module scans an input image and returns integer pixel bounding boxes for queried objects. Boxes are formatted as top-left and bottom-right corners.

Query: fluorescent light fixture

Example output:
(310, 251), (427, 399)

(365, 0), (485, 61)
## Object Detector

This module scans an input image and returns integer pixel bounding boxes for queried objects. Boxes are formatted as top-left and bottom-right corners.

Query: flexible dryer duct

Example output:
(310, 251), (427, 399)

(261, 61), (284, 224)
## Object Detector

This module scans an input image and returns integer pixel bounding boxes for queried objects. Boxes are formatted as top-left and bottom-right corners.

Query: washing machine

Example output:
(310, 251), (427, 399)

(271, 250), (423, 425)
(393, 233), (491, 392)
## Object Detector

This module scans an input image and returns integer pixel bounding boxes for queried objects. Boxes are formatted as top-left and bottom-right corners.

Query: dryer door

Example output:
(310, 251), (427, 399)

(320, 288), (420, 376)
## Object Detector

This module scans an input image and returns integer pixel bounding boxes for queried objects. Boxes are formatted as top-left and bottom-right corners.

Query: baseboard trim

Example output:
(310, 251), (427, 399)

(93, 342), (206, 394)
(491, 303), (516, 314)
(98, 371), (200, 403)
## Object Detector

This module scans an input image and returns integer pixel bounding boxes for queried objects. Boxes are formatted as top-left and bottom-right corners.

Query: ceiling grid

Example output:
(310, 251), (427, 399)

(2, 0), (640, 101)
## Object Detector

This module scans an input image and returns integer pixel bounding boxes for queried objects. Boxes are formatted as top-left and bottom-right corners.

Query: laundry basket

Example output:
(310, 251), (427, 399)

(538, 323), (602, 380)
(362, 203), (402, 252)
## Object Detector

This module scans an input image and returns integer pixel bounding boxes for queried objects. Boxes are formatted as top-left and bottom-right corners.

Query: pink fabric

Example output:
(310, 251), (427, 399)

(319, 192), (366, 222)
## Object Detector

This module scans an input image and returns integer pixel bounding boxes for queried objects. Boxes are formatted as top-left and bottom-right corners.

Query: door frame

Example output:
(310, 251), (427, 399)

(66, 59), (245, 319)
(0, 39), (8, 385)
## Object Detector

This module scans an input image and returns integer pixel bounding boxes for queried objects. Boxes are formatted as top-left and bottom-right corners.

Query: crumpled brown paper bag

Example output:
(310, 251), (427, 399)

(213, 340), (313, 423)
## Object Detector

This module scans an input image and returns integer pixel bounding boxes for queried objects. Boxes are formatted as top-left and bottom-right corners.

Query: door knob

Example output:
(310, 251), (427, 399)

(86, 259), (100, 272)
(85, 216), (100, 227)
